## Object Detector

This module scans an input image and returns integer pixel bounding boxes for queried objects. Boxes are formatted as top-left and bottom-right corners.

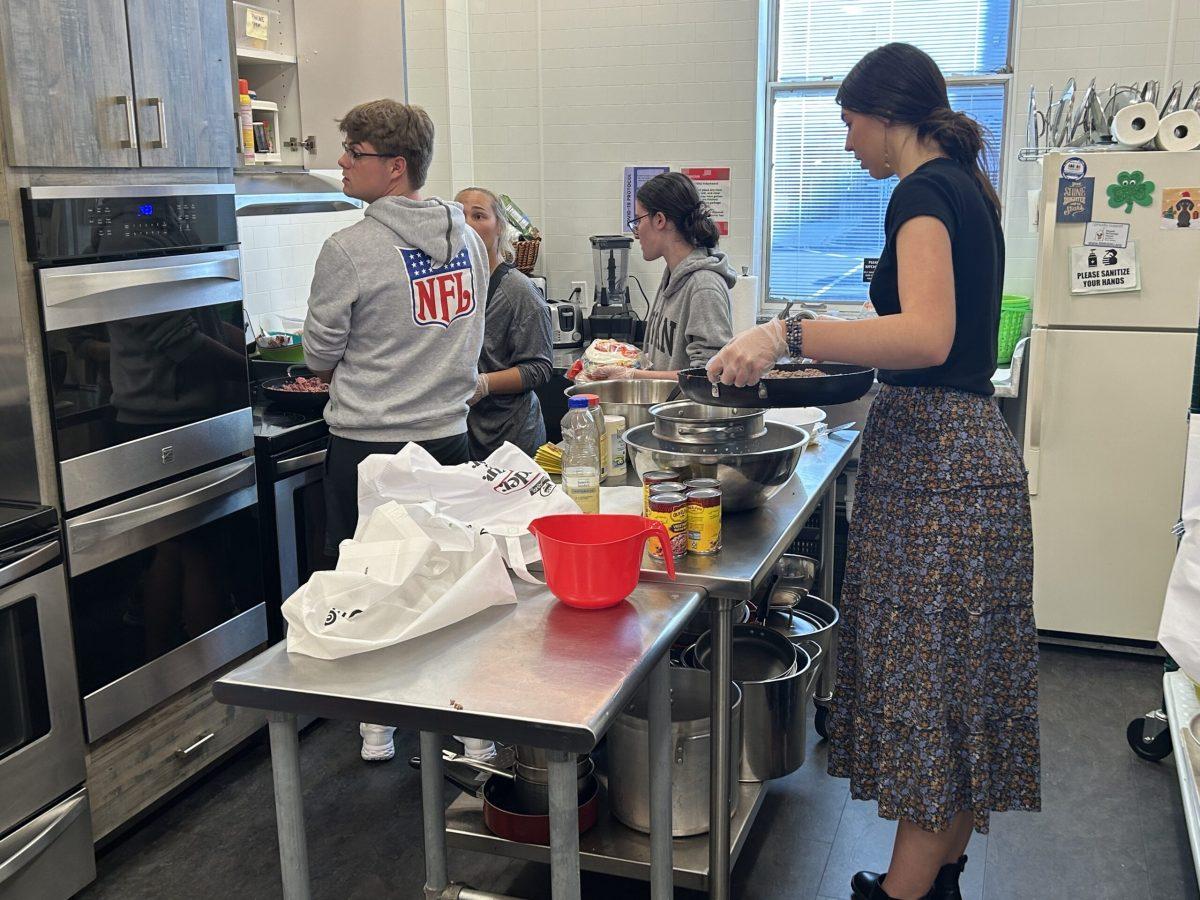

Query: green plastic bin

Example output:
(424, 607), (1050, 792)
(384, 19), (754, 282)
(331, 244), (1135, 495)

(997, 294), (1031, 366)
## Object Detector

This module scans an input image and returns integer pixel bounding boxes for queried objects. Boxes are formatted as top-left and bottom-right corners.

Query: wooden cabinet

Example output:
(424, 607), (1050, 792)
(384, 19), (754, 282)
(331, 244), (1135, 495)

(86, 653), (267, 842)
(126, 0), (236, 168)
(0, 0), (234, 168)
(0, 0), (139, 168)
(233, 0), (406, 171)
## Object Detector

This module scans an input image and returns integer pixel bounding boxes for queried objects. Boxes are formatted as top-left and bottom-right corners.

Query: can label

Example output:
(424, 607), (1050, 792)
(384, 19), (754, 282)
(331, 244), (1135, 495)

(647, 494), (688, 559)
(687, 503), (722, 555)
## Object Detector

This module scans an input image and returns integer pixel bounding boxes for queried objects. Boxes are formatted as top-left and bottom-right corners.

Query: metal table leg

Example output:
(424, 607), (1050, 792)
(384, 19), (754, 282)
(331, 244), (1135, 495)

(420, 731), (449, 900)
(709, 595), (734, 900)
(648, 654), (673, 898)
(268, 712), (311, 900)
(817, 482), (839, 702)
(548, 750), (581, 900)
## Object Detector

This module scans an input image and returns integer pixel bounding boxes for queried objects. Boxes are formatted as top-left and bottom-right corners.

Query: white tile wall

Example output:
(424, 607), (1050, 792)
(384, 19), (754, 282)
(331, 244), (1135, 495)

(409, 0), (760, 301)
(239, 208), (365, 326)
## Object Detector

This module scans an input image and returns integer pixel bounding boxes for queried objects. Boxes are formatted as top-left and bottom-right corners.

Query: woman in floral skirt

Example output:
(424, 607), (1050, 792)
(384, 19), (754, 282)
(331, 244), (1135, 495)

(706, 43), (1040, 900)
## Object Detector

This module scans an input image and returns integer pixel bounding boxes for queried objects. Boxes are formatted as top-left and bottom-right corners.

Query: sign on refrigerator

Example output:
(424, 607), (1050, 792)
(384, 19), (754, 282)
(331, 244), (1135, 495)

(1069, 243), (1140, 294)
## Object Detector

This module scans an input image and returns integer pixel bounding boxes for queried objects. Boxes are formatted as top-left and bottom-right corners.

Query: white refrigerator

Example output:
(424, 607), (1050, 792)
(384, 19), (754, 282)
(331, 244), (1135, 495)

(1026, 150), (1200, 641)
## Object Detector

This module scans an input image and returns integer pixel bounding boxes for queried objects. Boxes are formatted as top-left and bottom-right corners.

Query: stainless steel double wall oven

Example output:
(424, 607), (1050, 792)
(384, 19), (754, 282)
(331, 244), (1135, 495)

(25, 184), (266, 743)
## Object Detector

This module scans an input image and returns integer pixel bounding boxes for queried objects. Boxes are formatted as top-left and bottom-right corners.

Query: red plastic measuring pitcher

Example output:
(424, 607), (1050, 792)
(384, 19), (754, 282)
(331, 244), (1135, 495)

(527, 515), (677, 609)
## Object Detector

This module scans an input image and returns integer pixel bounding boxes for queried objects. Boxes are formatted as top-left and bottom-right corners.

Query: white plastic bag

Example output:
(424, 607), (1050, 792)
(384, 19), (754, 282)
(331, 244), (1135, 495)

(1159, 415), (1200, 682)
(357, 442), (580, 581)
(282, 502), (516, 659)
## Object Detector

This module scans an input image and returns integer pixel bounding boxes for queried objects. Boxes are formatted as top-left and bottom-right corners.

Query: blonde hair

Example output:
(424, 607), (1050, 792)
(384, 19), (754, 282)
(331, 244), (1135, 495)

(455, 186), (515, 264)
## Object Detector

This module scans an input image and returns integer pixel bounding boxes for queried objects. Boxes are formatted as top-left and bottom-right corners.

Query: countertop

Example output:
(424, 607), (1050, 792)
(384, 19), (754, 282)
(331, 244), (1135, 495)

(632, 430), (860, 600)
(213, 579), (704, 752)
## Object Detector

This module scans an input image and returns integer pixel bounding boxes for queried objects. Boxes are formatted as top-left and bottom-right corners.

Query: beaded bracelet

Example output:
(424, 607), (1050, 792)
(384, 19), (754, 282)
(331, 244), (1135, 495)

(785, 316), (805, 360)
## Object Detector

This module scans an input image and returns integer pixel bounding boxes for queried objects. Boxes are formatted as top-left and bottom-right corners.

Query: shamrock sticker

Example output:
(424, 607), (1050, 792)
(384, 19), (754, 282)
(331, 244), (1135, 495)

(1106, 170), (1156, 214)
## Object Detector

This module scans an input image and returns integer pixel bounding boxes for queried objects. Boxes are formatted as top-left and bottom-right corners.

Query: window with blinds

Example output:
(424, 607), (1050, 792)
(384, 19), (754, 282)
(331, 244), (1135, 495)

(766, 0), (1012, 305)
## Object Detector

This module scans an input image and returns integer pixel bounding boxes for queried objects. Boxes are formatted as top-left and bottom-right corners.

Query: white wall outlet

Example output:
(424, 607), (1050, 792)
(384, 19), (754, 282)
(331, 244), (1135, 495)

(570, 280), (588, 304)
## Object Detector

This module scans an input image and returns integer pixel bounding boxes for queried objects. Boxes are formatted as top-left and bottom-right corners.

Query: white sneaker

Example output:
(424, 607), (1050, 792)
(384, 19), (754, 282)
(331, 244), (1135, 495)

(359, 723), (396, 761)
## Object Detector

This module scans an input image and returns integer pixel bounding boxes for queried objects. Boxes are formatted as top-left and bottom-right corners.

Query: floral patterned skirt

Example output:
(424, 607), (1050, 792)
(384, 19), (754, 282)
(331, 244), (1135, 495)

(826, 384), (1041, 834)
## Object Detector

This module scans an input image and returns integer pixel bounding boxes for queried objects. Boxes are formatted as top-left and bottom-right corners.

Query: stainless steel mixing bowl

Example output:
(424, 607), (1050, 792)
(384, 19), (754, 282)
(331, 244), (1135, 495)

(623, 421), (810, 511)
(564, 379), (680, 429)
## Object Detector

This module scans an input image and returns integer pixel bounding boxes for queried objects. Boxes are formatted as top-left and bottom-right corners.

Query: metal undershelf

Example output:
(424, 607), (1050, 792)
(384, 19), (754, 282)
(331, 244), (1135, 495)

(444, 779), (767, 892)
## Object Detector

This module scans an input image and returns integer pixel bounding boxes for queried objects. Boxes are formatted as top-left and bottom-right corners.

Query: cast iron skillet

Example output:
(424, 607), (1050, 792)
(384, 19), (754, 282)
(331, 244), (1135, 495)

(677, 362), (876, 409)
(260, 365), (330, 413)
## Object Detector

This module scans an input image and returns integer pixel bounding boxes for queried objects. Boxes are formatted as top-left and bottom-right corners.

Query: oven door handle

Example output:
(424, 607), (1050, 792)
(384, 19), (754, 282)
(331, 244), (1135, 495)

(66, 458), (257, 573)
(0, 540), (60, 594)
(276, 448), (326, 476)
(0, 791), (87, 887)
(40, 250), (241, 309)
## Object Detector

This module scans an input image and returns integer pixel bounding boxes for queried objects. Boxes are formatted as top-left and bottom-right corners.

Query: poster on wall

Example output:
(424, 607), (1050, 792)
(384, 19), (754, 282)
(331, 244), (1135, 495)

(623, 166), (669, 232)
(681, 167), (731, 236)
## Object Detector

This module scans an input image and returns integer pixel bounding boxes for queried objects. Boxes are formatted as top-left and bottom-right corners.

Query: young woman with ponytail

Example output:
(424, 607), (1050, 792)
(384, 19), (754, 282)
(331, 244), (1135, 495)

(589, 171), (734, 380)
(708, 43), (1040, 900)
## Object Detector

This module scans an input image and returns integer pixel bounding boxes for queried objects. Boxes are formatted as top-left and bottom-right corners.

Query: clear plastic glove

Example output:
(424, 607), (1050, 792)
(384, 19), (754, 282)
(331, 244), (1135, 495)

(705, 319), (787, 387)
(587, 364), (637, 381)
(467, 372), (490, 407)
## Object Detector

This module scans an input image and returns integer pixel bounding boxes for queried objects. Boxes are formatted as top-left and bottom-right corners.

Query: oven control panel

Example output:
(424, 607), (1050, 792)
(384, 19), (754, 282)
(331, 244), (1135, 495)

(22, 187), (238, 265)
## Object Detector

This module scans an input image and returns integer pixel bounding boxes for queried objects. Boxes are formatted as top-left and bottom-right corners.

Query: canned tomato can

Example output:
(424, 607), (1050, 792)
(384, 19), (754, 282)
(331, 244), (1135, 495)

(642, 470), (681, 515)
(686, 488), (722, 555)
(650, 481), (688, 496)
(647, 492), (688, 559)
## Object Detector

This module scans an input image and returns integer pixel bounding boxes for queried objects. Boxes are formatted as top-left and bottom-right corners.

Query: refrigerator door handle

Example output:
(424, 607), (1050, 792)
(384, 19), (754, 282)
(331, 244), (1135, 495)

(1025, 329), (1048, 496)
(1033, 186), (1057, 329)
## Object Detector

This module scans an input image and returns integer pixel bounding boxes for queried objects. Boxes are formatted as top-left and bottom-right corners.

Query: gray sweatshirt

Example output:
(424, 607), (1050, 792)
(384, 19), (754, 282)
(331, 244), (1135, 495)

(642, 248), (736, 371)
(303, 196), (489, 442)
(467, 263), (553, 459)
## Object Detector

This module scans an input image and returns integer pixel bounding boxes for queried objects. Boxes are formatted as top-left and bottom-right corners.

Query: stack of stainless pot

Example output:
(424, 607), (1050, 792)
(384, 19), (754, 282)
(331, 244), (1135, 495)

(442, 746), (593, 813)
(763, 553), (839, 703)
(690, 624), (822, 782)
(607, 667), (743, 836)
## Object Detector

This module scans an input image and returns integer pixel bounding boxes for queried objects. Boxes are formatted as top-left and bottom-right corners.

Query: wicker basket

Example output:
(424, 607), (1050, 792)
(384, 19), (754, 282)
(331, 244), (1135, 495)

(513, 236), (541, 275)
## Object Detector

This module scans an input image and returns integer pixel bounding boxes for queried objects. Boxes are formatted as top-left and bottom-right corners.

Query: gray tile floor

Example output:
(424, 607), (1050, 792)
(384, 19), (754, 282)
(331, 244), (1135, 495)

(79, 646), (1198, 900)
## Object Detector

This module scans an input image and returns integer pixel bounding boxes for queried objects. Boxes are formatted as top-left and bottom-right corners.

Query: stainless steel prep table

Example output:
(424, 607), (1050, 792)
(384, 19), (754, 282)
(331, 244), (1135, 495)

(213, 579), (705, 900)
(450, 431), (861, 896)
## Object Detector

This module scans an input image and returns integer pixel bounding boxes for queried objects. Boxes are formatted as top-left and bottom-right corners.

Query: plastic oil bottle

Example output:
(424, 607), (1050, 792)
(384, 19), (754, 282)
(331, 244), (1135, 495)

(561, 396), (601, 513)
(580, 393), (608, 481)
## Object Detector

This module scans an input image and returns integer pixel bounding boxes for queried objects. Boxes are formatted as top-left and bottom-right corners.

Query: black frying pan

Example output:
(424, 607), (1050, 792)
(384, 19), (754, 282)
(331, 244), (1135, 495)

(678, 362), (876, 408)
(260, 365), (330, 413)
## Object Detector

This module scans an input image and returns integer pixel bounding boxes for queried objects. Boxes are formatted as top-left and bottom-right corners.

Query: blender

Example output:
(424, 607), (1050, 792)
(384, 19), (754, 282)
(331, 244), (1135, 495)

(586, 235), (636, 342)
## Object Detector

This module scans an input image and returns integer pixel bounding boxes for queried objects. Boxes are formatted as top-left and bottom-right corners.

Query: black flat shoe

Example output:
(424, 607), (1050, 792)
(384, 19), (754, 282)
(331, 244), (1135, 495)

(851, 855), (967, 900)
(851, 872), (893, 899)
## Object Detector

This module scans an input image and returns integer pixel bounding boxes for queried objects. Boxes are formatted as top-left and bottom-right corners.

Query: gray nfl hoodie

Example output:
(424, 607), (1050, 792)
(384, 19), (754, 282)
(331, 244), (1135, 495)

(303, 196), (489, 442)
(642, 248), (737, 371)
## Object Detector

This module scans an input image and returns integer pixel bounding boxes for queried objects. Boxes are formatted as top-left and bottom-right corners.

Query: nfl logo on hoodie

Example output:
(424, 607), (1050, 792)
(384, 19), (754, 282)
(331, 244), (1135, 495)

(398, 246), (476, 328)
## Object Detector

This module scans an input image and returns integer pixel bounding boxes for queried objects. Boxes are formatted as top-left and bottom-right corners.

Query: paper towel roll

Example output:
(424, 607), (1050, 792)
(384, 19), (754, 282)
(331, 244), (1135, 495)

(731, 274), (759, 335)
(1111, 101), (1160, 147)
(1155, 109), (1200, 151)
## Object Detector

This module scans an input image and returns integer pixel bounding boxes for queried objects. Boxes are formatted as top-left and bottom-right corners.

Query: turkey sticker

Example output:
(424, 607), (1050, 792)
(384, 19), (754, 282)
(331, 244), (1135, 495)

(1161, 188), (1200, 230)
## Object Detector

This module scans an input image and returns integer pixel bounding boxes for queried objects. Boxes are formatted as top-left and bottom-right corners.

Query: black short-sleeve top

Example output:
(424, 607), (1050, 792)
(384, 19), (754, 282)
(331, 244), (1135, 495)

(869, 157), (1004, 396)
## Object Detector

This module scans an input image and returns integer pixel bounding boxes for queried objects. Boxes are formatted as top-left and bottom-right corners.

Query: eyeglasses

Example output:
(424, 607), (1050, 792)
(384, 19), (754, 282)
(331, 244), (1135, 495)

(627, 213), (650, 232)
(341, 141), (397, 162)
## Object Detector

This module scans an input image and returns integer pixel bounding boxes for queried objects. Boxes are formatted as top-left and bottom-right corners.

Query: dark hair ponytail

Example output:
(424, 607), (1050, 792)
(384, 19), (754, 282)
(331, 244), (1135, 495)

(836, 42), (1001, 219)
(636, 171), (721, 249)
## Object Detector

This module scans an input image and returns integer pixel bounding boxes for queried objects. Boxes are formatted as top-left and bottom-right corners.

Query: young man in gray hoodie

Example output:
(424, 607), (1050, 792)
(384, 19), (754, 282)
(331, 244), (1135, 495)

(304, 100), (489, 558)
